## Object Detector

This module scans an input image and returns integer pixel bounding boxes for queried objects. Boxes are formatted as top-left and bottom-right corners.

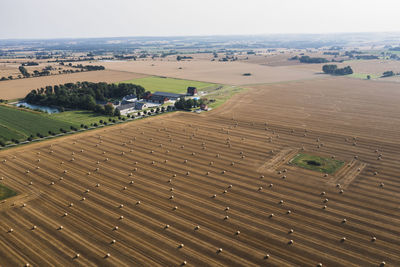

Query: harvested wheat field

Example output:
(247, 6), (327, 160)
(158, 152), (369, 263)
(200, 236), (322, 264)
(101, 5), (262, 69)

(0, 70), (147, 100)
(98, 60), (318, 86)
(0, 77), (399, 266)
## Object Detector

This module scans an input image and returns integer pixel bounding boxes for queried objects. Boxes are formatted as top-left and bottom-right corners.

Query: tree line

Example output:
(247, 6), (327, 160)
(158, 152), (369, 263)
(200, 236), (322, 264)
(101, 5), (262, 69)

(299, 56), (329, 64)
(322, 65), (353, 75)
(25, 82), (146, 115)
(174, 98), (204, 110)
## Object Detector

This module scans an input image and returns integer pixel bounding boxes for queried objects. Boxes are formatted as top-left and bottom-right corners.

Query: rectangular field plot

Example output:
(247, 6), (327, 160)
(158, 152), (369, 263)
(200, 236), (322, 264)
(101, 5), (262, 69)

(289, 153), (344, 174)
(0, 184), (17, 200)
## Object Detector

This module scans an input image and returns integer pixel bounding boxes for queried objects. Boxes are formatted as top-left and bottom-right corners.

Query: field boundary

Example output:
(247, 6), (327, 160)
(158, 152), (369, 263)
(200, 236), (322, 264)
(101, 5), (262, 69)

(257, 148), (299, 173)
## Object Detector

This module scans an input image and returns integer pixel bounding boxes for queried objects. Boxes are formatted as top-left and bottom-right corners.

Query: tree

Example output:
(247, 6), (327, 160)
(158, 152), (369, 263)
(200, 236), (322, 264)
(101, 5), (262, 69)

(382, 71), (395, 77)
(114, 108), (121, 117)
(367, 75), (371, 80)
(104, 103), (114, 116)
(18, 66), (30, 77)
(322, 65), (353, 75)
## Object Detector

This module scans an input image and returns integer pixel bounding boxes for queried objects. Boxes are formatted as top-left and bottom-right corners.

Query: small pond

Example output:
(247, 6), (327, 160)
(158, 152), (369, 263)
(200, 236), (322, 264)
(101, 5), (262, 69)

(15, 102), (60, 114)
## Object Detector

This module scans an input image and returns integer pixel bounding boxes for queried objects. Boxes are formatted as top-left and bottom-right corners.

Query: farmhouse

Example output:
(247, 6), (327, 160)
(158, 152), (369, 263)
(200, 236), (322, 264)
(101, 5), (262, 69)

(152, 91), (184, 100)
(149, 95), (169, 104)
(135, 102), (148, 110)
(122, 94), (137, 102)
(116, 103), (135, 115)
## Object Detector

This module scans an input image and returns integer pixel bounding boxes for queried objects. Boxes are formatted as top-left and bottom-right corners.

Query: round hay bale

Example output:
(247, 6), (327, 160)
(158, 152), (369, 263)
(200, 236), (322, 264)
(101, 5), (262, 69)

(279, 200), (284, 204)
(321, 192), (326, 196)
(113, 226), (118, 230)
(339, 189), (344, 194)
(223, 190), (227, 194)
(32, 225), (37, 230)
(178, 243), (184, 248)
(105, 253), (110, 258)
(165, 224), (170, 229)
(258, 186), (263, 191)
(341, 237), (346, 242)
(264, 254), (270, 259)
(194, 225), (200, 230)
(225, 207), (230, 211)
(119, 215), (124, 220)
(224, 215), (229, 220)
(269, 214), (274, 218)
(289, 229), (294, 234)
(182, 261), (187, 265)
(212, 194), (217, 198)
(64, 212), (68, 217)
(217, 248), (222, 253)
(371, 236), (377, 242)
(58, 226), (63, 230)
(288, 240), (294, 245)
(236, 230), (240, 235)
(136, 201), (141, 205)
(342, 218), (347, 223)
(69, 203), (74, 207)
(173, 206), (178, 210)
(287, 210), (291, 214)
(111, 239), (116, 244)
(323, 205), (327, 209)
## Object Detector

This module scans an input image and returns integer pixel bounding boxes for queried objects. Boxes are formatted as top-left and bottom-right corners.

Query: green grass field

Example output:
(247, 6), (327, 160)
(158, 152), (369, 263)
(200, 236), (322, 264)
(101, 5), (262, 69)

(0, 184), (17, 200)
(119, 76), (215, 94)
(0, 105), (75, 143)
(348, 73), (379, 79)
(48, 111), (112, 126)
(290, 153), (344, 174)
(203, 85), (246, 109)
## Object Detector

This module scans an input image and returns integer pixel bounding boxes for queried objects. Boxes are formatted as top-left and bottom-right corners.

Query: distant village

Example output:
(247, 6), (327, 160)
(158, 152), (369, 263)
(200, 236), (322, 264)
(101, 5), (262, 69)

(113, 86), (208, 115)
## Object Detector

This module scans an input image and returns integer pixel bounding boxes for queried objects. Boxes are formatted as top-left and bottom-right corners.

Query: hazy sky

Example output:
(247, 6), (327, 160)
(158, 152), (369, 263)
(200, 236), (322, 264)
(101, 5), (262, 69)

(1, 0), (399, 39)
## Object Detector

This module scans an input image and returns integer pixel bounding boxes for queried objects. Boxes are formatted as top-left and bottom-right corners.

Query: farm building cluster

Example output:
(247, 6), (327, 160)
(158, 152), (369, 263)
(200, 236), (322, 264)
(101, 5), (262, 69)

(114, 87), (198, 115)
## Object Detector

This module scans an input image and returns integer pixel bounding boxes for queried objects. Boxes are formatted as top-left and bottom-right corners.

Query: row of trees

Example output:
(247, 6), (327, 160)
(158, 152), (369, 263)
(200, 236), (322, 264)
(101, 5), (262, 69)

(71, 64), (105, 71)
(174, 98), (204, 110)
(25, 82), (146, 115)
(18, 66), (30, 77)
(299, 56), (329, 64)
(322, 65), (353, 75)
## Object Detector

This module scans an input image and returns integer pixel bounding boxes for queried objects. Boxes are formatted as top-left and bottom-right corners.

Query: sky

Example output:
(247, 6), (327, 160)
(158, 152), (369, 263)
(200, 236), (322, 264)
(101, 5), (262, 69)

(0, 0), (399, 39)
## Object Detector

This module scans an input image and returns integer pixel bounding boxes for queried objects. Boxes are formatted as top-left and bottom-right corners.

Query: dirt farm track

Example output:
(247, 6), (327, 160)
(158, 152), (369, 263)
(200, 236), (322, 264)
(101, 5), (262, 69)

(0, 77), (399, 266)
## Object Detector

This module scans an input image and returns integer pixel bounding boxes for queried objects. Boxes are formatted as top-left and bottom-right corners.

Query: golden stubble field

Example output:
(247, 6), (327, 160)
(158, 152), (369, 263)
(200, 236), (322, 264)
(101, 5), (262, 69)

(0, 77), (399, 266)
(0, 70), (147, 100)
(98, 60), (319, 85)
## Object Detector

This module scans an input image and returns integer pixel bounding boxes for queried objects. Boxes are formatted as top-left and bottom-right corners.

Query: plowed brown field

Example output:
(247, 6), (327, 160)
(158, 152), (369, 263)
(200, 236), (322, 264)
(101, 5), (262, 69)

(0, 77), (399, 266)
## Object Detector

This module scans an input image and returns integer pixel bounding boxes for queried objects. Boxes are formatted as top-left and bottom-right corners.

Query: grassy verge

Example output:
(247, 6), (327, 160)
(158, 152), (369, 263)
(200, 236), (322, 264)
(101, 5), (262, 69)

(348, 73), (379, 79)
(0, 105), (75, 143)
(119, 76), (215, 94)
(48, 110), (113, 126)
(0, 184), (17, 200)
(203, 85), (246, 109)
(289, 153), (344, 174)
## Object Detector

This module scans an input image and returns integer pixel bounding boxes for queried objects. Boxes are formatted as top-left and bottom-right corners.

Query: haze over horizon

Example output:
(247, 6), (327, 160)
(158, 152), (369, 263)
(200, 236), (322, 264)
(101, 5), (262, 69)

(1, 0), (400, 39)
